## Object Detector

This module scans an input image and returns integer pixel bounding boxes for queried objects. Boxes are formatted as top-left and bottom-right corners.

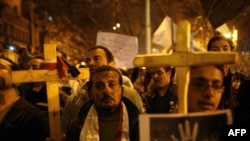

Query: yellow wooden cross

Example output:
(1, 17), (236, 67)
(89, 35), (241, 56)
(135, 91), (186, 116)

(12, 44), (89, 141)
(134, 20), (238, 114)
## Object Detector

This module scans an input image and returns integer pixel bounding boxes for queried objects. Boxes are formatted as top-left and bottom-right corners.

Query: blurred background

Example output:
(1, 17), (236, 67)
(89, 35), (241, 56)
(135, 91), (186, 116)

(0, 0), (250, 69)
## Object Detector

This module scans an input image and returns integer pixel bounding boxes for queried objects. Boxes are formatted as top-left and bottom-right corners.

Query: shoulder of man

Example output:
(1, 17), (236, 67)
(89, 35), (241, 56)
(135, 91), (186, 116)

(66, 89), (89, 104)
(8, 98), (50, 136)
(122, 75), (134, 88)
(66, 100), (94, 138)
(122, 97), (140, 115)
(122, 96), (140, 141)
(122, 85), (141, 101)
(233, 72), (247, 81)
(122, 85), (145, 113)
(78, 100), (94, 119)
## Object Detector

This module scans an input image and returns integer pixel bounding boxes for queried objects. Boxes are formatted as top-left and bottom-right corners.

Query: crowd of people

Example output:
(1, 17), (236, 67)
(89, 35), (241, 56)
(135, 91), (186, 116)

(0, 34), (249, 141)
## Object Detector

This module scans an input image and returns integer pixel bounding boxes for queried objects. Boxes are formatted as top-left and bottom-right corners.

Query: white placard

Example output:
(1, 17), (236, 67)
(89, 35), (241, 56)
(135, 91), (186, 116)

(96, 32), (138, 69)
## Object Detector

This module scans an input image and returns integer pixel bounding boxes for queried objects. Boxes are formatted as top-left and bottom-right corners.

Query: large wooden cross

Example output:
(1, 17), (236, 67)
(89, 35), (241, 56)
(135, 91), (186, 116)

(12, 44), (89, 141)
(134, 20), (238, 114)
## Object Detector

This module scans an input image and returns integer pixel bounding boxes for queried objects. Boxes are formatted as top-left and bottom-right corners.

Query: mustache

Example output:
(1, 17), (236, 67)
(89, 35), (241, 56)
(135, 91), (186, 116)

(100, 95), (114, 101)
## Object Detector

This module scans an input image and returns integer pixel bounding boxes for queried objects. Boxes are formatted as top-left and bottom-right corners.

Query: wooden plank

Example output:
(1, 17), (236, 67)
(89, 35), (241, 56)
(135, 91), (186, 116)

(46, 81), (61, 140)
(44, 44), (61, 141)
(175, 20), (190, 114)
(12, 68), (89, 83)
(134, 52), (238, 67)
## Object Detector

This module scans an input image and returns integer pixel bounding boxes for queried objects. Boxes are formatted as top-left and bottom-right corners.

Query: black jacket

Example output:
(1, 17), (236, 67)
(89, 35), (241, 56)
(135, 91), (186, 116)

(145, 83), (178, 113)
(234, 80), (250, 127)
(0, 97), (50, 141)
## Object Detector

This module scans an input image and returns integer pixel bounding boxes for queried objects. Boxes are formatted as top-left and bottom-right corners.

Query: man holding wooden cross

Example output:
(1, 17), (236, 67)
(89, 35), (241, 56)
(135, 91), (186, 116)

(11, 44), (90, 141)
(61, 45), (144, 134)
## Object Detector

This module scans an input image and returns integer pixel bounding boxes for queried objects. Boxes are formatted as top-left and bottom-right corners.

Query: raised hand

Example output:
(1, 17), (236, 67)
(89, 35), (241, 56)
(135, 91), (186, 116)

(170, 120), (198, 141)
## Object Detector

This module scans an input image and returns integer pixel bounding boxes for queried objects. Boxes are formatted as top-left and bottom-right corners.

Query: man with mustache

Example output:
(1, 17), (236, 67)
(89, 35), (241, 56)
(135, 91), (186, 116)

(61, 46), (144, 133)
(66, 65), (140, 141)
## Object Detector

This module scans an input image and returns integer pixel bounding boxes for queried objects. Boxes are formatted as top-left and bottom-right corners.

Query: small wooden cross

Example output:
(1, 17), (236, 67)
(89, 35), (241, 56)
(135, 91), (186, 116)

(134, 20), (238, 114)
(12, 44), (89, 141)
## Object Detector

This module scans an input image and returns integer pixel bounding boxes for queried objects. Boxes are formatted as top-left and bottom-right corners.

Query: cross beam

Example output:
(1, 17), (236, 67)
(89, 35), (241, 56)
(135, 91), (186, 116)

(12, 44), (89, 141)
(134, 20), (238, 114)
(12, 69), (89, 83)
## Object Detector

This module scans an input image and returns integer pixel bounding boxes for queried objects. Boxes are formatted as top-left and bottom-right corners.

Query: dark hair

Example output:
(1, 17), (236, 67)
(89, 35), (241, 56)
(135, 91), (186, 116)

(87, 46), (115, 64)
(87, 65), (122, 92)
(190, 65), (225, 78)
(215, 65), (225, 76)
(207, 35), (234, 51)
(164, 66), (176, 82)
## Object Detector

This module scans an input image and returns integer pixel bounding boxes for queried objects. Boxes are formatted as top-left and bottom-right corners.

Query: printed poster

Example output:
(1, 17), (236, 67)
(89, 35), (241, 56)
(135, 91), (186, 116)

(139, 109), (233, 141)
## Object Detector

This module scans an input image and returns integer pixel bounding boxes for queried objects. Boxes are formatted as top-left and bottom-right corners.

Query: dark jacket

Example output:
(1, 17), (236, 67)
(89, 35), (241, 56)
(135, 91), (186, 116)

(145, 83), (178, 113)
(0, 97), (50, 141)
(234, 80), (250, 127)
(219, 71), (246, 115)
(66, 97), (140, 141)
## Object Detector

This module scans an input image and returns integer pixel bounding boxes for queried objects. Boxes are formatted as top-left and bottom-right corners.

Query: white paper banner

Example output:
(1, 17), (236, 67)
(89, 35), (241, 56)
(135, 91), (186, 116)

(96, 32), (138, 69)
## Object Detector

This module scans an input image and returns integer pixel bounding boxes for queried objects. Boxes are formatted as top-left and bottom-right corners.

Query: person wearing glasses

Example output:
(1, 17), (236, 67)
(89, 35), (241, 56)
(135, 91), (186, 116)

(188, 65), (225, 112)
(169, 65), (230, 141)
(206, 35), (246, 118)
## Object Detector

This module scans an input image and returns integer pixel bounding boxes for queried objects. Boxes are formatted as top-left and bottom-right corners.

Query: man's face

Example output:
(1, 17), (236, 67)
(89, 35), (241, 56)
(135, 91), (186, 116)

(28, 58), (43, 70)
(188, 65), (224, 113)
(150, 67), (171, 88)
(209, 39), (231, 52)
(0, 64), (12, 90)
(85, 49), (111, 73)
(209, 39), (231, 75)
(91, 70), (122, 112)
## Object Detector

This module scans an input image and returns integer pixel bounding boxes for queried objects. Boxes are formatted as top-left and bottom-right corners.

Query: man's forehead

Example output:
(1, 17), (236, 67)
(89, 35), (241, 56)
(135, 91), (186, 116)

(92, 71), (119, 81)
(211, 40), (230, 46)
(190, 66), (223, 79)
(87, 48), (106, 56)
